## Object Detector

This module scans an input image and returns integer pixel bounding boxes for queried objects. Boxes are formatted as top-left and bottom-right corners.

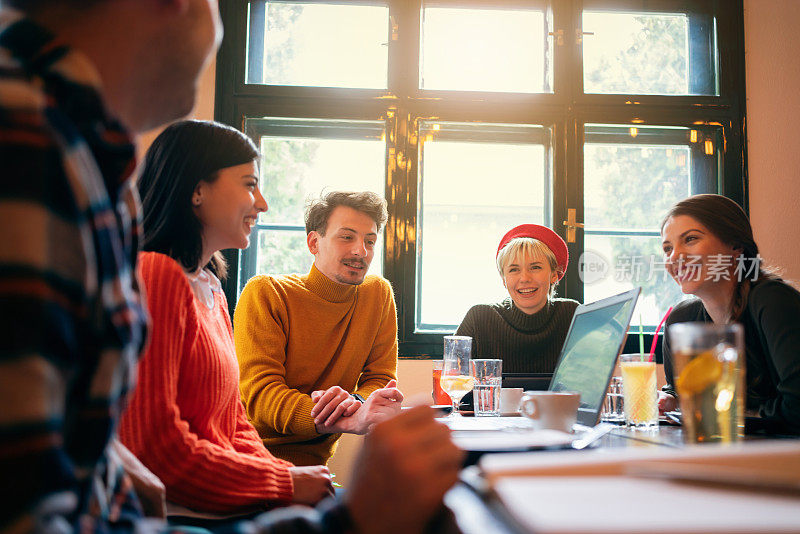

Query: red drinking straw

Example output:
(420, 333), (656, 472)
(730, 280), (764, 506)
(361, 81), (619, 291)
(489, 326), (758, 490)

(648, 306), (673, 362)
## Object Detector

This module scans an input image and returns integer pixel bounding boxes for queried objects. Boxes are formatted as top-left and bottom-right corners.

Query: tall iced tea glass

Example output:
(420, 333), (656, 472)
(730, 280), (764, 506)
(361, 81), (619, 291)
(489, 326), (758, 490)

(668, 322), (745, 443)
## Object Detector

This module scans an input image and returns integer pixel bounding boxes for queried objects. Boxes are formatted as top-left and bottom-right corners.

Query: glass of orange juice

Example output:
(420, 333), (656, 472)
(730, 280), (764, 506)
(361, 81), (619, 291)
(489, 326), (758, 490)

(432, 360), (451, 405)
(620, 353), (659, 429)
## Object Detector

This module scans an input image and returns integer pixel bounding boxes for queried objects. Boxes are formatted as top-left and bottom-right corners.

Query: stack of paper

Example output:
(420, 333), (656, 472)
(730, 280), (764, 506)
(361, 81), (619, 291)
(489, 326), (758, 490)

(493, 475), (800, 534)
(480, 441), (800, 533)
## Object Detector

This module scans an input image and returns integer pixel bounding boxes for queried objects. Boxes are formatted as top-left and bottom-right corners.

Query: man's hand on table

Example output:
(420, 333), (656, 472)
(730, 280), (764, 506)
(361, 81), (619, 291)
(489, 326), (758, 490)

(343, 405), (464, 534)
(312, 380), (404, 435)
(353, 379), (404, 433)
(658, 391), (678, 414)
(288, 465), (334, 506)
(311, 385), (361, 433)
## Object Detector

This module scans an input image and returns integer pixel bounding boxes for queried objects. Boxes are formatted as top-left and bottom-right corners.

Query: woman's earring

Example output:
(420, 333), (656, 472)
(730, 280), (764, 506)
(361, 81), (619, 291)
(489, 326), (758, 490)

(193, 198), (201, 207)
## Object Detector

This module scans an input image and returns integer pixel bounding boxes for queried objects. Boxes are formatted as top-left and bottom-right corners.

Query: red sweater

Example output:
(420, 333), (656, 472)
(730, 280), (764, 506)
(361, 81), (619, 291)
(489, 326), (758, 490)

(119, 252), (294, 513)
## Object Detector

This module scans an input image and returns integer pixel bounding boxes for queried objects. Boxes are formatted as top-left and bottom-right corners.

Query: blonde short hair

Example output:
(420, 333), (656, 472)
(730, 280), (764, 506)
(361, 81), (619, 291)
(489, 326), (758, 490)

(496, 237), (561, 299)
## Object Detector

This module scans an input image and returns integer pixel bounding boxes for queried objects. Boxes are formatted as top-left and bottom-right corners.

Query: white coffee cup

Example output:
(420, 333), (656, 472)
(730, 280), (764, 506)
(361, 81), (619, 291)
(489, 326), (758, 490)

(520, 391), (581, 433)
(499, 388), (523, 415)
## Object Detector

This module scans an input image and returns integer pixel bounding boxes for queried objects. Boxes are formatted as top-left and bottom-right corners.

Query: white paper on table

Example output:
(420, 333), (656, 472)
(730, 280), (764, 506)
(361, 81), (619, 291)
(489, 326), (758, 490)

(452, 429), (575, 451)
(438, 416), (535, 432)
(492, 476), (800, 534)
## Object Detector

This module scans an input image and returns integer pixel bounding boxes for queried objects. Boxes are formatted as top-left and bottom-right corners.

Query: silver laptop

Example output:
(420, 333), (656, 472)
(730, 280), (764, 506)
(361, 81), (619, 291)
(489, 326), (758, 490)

(549, 287), (641, 426)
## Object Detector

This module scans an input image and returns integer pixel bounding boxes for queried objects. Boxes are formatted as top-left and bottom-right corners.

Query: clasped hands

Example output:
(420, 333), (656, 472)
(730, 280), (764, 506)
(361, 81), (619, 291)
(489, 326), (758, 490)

(311, 380), (403, 435)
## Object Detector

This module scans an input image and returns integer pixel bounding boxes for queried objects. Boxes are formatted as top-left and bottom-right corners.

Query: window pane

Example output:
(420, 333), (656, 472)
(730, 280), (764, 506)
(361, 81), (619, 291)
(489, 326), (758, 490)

(584, 127), (692, 230)
(246, 119), (386, 226)
(582, 11), (718, 95)
(254, 229), (311, 276)
(421, 7), (551, 93)
(240, 118), (386, 289)
(582, 124), (711, 326)
(417, 122), (552, 331)
(583, 235), (685, 325)
(247, 2), (389, 88)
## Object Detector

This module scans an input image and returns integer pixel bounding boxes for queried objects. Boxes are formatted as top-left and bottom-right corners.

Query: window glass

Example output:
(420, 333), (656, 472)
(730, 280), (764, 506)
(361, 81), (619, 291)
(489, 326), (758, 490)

(582, 10), (718, 95)
(421, 6), (551, 93)
(254, 229), (312, 278)
(240, 118), (385, 286)
(247, 2), (389, 88)
(416, 121), (552, 330)
(583, 124), (699, 324)
(584, 128), (691, 230)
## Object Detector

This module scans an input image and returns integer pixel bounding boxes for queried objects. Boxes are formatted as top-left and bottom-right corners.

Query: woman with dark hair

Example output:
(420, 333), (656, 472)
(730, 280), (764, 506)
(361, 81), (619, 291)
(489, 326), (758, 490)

(119, 120), (333, 516)
(660, 194), (800, 434)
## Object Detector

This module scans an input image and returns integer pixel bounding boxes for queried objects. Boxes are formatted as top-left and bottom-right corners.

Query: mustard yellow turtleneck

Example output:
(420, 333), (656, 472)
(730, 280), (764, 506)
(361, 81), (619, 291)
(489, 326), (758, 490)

(234, 263), (398, 466)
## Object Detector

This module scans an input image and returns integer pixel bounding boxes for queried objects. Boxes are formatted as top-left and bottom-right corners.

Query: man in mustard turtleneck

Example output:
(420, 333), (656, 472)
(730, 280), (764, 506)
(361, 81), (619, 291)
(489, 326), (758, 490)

(234, 191), (402, 466)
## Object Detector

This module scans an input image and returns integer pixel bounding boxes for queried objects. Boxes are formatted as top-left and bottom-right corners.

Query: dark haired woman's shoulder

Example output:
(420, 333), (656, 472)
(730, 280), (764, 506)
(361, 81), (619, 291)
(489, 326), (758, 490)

(666, 298), (705, 325)
(750, 277), (799, 294)
(139, 251), (187, 279)
(137, 251), (193, 295)
(749, 278), (800, 309)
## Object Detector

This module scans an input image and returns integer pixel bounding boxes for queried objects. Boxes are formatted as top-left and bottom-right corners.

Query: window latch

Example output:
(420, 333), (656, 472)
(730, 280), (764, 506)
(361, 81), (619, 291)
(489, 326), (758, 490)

(576, 29), (594, 45)
(391, 15), (399, 41)
(563, 208), (585, 243)
(548, 29), (564, 46)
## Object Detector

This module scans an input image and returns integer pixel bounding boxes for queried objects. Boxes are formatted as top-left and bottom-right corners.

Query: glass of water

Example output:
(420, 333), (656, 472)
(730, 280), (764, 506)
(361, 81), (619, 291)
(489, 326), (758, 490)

(601, 376), (624, 423)
(471, 359), (502, 416)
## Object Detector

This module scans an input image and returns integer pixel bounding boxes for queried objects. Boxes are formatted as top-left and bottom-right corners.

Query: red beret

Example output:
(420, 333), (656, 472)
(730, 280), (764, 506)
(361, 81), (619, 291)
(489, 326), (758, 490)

(496, 224), (569, 281)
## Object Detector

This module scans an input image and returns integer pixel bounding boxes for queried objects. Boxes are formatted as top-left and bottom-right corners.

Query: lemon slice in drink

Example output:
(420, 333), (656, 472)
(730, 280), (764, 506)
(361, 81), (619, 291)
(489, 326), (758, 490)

(676, 351), (723, 396)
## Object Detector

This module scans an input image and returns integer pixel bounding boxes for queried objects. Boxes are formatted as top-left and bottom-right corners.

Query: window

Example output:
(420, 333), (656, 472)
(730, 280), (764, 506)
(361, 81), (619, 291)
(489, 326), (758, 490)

(420, 6), (551, 93)
(245, 2), (389, 88)
(239, 118), (386, 290)
(217, 0), (747, 357)
(416, 121), (552, 329)
(582, 124), (722, 324)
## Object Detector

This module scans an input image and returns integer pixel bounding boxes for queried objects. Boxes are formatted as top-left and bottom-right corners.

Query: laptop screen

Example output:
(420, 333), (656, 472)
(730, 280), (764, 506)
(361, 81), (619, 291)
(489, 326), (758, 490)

(550, 288), (640, 425)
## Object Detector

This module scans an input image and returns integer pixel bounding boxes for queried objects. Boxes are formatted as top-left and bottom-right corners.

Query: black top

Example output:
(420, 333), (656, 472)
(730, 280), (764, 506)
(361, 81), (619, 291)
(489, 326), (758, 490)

(662, 279), (800, 435)
(455, 298), (579, 374)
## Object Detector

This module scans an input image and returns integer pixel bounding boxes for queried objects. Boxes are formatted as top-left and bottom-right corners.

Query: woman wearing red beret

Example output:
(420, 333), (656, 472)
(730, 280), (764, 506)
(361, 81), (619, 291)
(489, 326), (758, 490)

(455, 224), (579, 373)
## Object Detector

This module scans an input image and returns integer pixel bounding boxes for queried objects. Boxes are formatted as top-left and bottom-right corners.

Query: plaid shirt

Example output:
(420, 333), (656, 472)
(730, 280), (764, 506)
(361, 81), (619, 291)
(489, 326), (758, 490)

(0, 10), (353, 534)
(0, 11), (148, 532)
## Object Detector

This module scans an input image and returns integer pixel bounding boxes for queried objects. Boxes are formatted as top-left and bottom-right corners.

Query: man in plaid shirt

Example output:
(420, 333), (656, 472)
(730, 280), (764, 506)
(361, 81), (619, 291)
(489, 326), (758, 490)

(0, 1), (221, 531)
(0, 2), (464, 533)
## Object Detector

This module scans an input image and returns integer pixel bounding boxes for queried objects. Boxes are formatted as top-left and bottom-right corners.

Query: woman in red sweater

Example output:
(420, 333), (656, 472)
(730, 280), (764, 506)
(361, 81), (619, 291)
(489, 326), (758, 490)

(119, 120), (332, 516)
